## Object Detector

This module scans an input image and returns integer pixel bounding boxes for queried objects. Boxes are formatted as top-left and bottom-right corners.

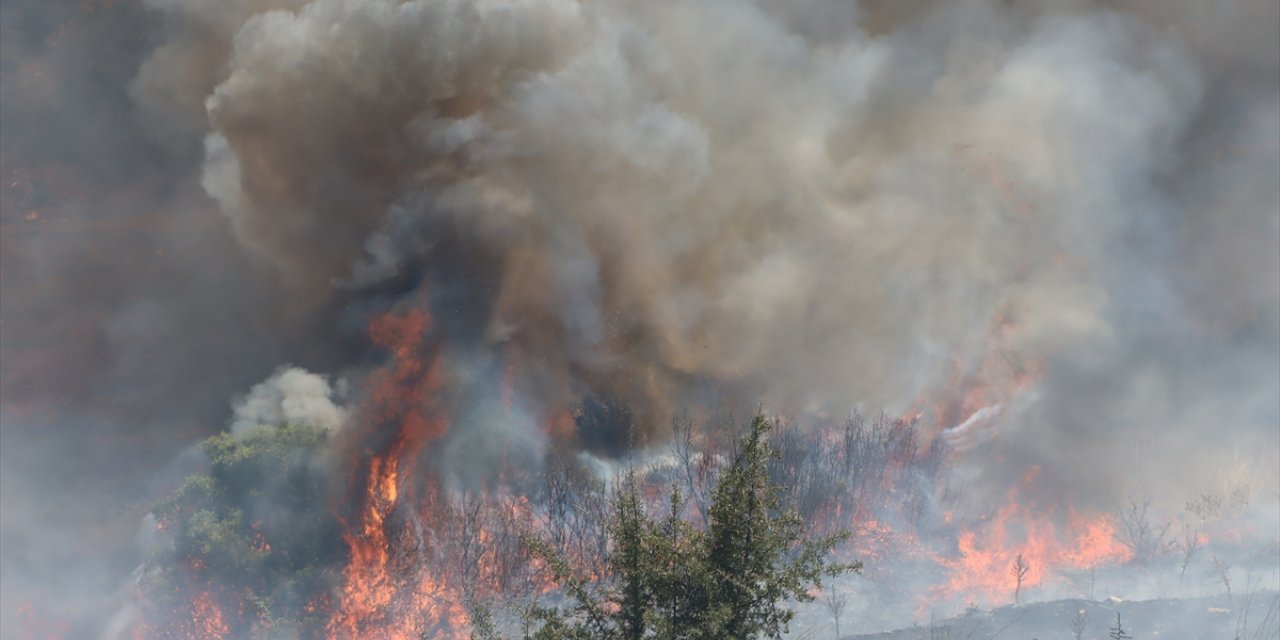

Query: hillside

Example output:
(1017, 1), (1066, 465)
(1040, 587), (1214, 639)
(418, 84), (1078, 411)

(845, 592), (1279, 640)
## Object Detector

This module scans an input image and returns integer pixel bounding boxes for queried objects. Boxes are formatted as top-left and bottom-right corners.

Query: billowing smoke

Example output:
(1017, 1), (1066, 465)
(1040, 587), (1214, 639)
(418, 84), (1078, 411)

(230, 366), (348, 435)
(189, 0), (1278, 491)
(1, 0), (1276, 635)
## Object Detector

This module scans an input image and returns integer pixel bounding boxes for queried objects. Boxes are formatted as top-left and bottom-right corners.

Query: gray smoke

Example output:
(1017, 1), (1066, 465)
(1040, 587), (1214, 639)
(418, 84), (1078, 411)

(1, 0), (1277, 635)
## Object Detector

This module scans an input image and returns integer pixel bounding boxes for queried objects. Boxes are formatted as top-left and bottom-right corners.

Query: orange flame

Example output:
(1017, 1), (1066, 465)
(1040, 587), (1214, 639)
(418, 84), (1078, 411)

(190, 592), (229, 639)
(936, 496), (1132, 605)
(326, 306), (472, 639)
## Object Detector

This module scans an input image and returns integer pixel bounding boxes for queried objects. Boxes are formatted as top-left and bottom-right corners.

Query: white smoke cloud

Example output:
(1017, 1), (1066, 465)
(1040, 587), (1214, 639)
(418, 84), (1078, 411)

(230, 366), (348, 434)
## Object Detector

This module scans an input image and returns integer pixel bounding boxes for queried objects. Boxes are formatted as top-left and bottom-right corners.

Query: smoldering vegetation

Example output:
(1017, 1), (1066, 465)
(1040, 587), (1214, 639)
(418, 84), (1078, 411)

(117, 412), (945, 636)
(123, 407), (1278, 637)
(1, 0), (1277, 637)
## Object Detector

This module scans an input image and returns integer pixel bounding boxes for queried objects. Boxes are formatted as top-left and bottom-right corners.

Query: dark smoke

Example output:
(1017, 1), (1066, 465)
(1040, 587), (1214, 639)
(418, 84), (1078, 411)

(1, 0), (1276, 635)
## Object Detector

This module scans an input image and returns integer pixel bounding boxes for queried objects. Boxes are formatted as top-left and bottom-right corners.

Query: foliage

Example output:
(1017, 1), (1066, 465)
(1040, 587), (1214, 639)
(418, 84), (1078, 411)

(142, 423), (344, 638)
(479, 415), (860, 640)
(143, 411), (926, 638)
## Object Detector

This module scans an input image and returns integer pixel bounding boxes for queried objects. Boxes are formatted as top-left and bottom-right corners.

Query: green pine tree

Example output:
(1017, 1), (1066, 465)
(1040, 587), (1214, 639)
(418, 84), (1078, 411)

(478, 415), (860, 640)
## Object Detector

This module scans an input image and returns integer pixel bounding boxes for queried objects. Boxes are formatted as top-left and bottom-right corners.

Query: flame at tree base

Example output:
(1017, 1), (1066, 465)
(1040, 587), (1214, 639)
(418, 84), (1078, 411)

(128, 308), (1260, 639)
(935, 494), (1134, 606)
(325, 308), (470, 639)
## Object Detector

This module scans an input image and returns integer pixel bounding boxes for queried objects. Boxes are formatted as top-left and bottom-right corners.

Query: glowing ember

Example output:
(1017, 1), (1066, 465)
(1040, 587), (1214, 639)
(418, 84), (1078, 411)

(190, 592), (230, 639)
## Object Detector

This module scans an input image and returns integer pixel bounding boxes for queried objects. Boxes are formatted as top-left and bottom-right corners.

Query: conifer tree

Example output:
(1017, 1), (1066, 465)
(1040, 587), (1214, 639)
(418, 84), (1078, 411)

(483, 415), (859, 640)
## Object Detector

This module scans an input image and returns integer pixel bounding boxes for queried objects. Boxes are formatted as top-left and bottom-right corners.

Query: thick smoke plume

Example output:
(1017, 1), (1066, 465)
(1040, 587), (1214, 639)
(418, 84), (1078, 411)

(1, 0), (1277, 635)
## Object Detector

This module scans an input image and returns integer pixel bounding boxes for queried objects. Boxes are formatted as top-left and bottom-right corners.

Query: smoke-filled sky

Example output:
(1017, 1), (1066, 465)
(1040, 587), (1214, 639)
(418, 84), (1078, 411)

(1, 0), (1277, 636)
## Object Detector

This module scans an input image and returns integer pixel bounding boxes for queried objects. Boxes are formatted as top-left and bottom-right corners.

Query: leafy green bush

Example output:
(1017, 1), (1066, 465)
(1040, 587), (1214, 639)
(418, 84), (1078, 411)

(142, 423), (343, 638)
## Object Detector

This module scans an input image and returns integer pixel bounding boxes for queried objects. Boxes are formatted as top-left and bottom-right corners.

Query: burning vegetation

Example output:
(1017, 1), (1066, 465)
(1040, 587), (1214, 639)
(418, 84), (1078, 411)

(125, 303), (1272, 638)
(1, 0), (1278, 638)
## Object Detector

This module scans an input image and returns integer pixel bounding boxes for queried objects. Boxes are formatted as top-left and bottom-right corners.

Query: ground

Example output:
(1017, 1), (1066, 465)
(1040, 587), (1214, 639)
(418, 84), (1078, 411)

(836, 592), (1279, 640)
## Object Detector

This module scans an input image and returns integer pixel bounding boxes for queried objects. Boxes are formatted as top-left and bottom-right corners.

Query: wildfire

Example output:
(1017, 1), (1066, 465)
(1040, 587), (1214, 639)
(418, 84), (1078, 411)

(327, 451), (405, 638)
(190, 592), (230, 640)
(135, 301), (1227, 636)
(848, 519), (929, 563)
(326, 306), (473, 639)
(936, 495), (1132, 605)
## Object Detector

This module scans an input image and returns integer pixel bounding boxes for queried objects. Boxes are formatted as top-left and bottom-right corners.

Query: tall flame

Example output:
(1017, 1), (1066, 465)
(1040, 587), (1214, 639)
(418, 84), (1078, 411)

(327, 307), (453, 638)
